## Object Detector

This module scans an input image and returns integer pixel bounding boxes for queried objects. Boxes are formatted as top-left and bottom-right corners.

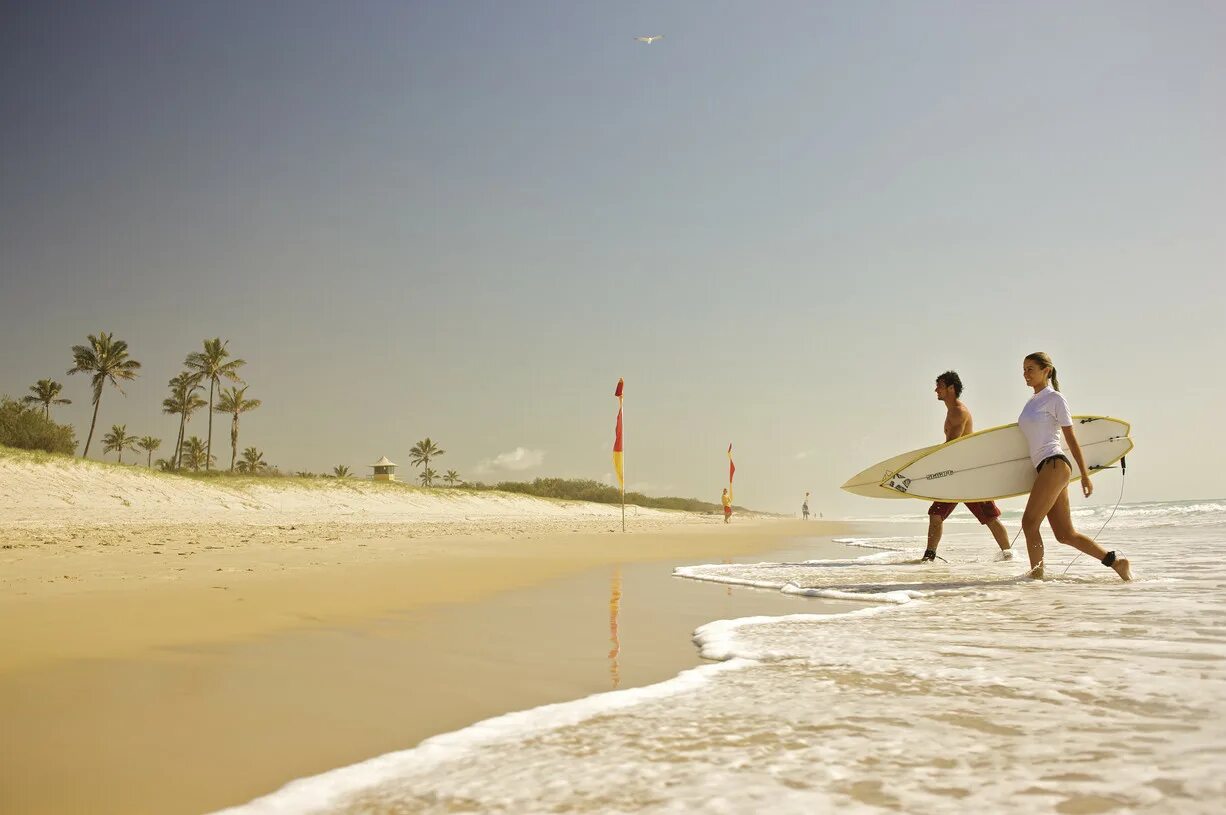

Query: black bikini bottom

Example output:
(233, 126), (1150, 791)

(1036, 454), (1071, 473)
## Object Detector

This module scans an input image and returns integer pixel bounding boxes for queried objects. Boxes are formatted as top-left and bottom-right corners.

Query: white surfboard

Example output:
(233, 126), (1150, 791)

(879, 416), (1132, 502)
(841, 443), (942, 499)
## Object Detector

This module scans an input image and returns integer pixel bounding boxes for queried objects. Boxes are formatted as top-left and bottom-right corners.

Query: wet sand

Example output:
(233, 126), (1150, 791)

(0, 520), (856, 814)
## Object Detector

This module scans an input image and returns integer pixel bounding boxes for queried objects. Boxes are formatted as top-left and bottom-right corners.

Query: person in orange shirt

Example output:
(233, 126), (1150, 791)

(721, 488), (732, 523)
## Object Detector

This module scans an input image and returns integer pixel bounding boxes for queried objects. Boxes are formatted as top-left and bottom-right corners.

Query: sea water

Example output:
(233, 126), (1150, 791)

(221, 501), (1226, 814)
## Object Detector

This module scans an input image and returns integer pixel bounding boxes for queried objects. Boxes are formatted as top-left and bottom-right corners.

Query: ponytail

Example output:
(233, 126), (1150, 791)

(1025, 351), (1060, 391)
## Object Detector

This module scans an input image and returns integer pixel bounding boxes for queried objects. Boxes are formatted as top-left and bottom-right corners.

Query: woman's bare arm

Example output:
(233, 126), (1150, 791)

(1062, 425), (1094, 498)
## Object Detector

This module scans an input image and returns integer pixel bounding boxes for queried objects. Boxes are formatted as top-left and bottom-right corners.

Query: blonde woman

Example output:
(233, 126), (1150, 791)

(1019, 352), (1131, 581)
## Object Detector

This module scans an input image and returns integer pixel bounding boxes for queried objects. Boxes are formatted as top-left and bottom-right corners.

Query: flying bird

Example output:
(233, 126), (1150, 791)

(634, 35), (662, 44)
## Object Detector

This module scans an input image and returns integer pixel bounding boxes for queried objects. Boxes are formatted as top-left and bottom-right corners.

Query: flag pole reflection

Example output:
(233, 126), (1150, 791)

(608, 566), (622, 688)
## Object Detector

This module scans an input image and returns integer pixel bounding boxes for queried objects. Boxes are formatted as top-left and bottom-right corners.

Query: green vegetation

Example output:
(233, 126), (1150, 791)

(138, 436), (162, 467)
(409, 438), (445, 486)
(25, 336), (731, 511)
(184, 338), (245, 471)
(468, 477), (728, 513)
(236, 446), (266, 474)
(101, 424), (139, 463)
(22, 379), (71, 420)
(162, 372), (207, 470)
(180, 435), (215, 471)
(68, 332), (141, 458)
(0, 439), (740, 514)
(214, 385), (261, 472)
(0, 397), (77, 455)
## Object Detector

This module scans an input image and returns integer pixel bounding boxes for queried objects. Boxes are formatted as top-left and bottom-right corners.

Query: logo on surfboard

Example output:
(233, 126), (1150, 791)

(885, 474), (912, 494)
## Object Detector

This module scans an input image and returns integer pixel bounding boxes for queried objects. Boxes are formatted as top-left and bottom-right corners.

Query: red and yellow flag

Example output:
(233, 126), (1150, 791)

(727, 443), (735, 501)
(612, 378), (625, 492)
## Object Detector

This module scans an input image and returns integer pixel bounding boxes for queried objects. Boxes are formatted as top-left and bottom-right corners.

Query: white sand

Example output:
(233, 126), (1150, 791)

(0, 451), (748, 673)
(0, 450), (825, 815)
(0, 452), (691, 530)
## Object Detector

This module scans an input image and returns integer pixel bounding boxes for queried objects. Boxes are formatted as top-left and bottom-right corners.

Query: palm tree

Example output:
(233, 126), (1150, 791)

(333, 465), (351, 478)
(101, 424), (139, 464)
(236, 446), (266, 474)
(443, 469), (461, 487)
(409, 438), (445, 486)
(154, 458), (173, 471)
(180, 435), (213, 472)
(67, 332), (141, 458)
(418, 467), (438, 487)
(184, 338), (245, 471)
(22, 379), (71, 420)
(138, 436), (162, 467)
(213, 385), (261, 472)
(162, 373), (206, 470)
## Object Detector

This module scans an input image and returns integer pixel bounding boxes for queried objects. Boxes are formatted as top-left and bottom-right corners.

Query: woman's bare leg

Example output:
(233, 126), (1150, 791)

(1021, 464), (1070, 578)
(1047, 486), (1132, 581)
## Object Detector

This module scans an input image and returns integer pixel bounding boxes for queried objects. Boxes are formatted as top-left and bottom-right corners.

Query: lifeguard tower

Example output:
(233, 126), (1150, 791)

(370, 456), (398, 482)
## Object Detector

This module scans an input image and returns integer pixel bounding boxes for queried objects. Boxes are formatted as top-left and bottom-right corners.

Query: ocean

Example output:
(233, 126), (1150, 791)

(220, 500), (1226, 814)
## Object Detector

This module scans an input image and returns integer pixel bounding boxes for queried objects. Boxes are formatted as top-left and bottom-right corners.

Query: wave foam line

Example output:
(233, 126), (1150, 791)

(782, 583), (923, 604)
(211, 659), (755, 815)
(693, 606), (907, 661)
(830, 537), (917, 551)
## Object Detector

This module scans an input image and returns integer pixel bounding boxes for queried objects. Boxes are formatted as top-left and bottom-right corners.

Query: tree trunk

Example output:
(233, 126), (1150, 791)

(176, 413), (187, 470)
(205, 378), (215, 471)
(230, 414), (238, 472)
(147, 450), (153, 468)
(81, 393), (102, 458)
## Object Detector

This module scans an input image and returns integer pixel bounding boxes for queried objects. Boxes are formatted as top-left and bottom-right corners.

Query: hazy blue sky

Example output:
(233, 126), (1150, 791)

(2, 1), (1223, 515)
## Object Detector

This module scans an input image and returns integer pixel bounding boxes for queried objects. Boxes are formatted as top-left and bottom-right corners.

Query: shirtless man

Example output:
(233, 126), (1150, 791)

(924, 371), (1012, 562)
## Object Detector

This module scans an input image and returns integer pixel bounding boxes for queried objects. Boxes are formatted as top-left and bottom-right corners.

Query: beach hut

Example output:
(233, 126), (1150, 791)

(370, 456), (398, 482)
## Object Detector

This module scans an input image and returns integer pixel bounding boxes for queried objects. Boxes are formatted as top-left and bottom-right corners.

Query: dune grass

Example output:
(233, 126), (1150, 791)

(0, 444), (741, 512)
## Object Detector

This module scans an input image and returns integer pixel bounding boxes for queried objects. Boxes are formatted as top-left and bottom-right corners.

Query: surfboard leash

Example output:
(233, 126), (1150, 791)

(1060, 455), (1127, 576)
(1009, 457), (1127, 578)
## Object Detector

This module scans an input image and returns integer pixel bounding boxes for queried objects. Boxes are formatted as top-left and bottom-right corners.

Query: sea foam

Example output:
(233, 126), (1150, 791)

(217, 500), (1226, 814)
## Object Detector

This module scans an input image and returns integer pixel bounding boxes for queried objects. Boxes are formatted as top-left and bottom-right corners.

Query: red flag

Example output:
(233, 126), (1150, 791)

(727, 443), (735, 501)
(612, 379), (624, 491)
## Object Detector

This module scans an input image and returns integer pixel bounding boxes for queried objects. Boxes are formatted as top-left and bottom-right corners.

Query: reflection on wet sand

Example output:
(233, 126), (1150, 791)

(608, 566), (622, 688)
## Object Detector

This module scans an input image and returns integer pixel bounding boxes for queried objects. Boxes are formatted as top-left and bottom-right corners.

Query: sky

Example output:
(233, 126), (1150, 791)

(1, 0), (1223, 516)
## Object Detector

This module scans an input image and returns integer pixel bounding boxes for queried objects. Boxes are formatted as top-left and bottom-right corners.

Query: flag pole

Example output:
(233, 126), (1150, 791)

(613, 378), (626, 533)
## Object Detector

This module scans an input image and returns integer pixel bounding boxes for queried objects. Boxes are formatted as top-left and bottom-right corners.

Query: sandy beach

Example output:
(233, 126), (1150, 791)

(0, 453), (851, 813)
(4, 5), (1221, 811)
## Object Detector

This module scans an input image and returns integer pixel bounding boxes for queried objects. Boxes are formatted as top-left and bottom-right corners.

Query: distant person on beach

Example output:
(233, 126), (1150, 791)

(722, 489), (732, 523)
(925, 371), (1012, 562)
(1018, 352), (1131, 580)
(802, 492), (810, 520)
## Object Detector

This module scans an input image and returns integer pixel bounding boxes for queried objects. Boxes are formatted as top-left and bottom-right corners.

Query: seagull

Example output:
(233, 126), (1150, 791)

(634, 35), (663, 44)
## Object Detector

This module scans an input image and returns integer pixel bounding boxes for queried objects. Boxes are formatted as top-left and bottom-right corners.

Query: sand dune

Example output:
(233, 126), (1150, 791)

(0, 450), (682, 529)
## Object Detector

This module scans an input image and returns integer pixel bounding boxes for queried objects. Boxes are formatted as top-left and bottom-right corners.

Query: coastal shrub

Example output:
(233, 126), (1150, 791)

(489, 477), (726, 513)
(0, 397), (77, 455)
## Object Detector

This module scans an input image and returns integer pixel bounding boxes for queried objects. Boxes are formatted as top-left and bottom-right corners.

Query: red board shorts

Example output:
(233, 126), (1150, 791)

(928, 500), (1000, 525)
(723, 505), (732, 517)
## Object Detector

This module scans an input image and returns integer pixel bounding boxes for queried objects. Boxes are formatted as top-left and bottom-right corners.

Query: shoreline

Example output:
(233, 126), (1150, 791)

(0, 517), (817, 674)
(1, 519), (857, 815)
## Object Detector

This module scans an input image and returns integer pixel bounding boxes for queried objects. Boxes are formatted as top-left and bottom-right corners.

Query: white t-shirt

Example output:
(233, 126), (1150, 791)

(1018, 386), (1073, 468)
